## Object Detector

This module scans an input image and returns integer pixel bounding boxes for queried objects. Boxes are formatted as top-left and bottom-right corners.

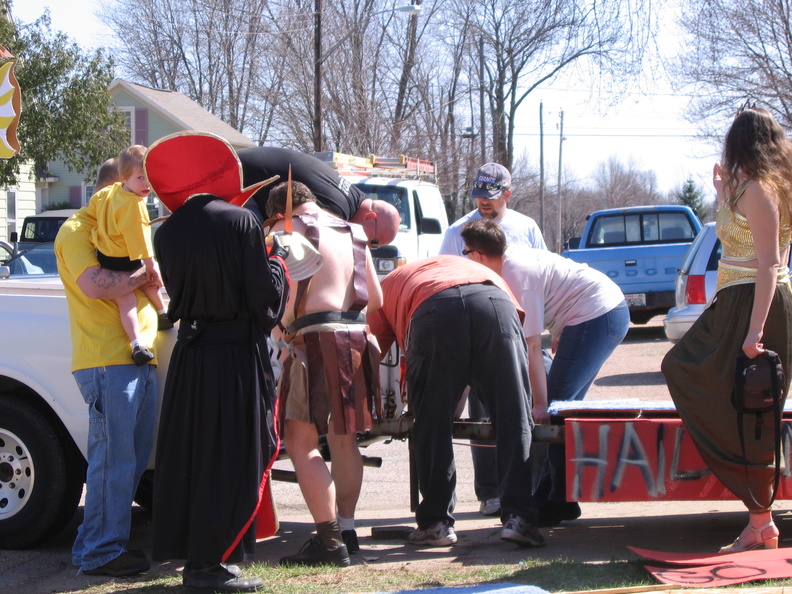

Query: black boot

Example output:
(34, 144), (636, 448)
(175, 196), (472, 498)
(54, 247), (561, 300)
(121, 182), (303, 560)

(279, 536), (350, 567)
(537, 501), (582, 527)
(183, 562), (263, 592)
(183, 561), (242, 579)
(341, 529), (360, 554)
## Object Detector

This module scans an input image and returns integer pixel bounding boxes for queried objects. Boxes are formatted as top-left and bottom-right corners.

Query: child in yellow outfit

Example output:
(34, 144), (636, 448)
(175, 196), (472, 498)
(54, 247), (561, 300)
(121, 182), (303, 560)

(89, 145), (171, 365)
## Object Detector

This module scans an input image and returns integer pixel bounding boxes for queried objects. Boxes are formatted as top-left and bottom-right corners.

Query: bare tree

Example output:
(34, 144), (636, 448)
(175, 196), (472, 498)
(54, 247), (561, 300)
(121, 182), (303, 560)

(556, 184), (599, 247)
(676, 0), (792, 131)
(449, 0), (655, 169)
(592, 157), (662, 208)
(101, 0), (285, 142)
(99, 0), (658, 223)
(541, 158), (664, 251)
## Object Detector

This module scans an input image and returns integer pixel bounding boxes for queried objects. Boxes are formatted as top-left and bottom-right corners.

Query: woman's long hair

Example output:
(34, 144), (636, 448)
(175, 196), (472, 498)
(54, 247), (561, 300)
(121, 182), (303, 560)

(721, 107), (792, 216)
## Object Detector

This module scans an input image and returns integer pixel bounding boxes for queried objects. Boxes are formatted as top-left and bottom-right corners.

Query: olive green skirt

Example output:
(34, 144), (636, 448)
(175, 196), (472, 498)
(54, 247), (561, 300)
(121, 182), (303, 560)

(661, 281), (792, 511)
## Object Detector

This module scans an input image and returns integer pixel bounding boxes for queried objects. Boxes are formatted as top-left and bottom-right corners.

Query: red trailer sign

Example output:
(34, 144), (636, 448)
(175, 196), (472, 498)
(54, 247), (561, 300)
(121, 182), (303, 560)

(566, 416), (790, 502)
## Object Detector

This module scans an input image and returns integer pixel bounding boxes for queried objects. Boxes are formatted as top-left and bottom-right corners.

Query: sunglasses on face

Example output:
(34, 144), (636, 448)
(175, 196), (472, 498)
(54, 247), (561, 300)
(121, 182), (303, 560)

(369, 217), (379, 248)
(473, 181), (507, 191)
(462, 248), (479, 256)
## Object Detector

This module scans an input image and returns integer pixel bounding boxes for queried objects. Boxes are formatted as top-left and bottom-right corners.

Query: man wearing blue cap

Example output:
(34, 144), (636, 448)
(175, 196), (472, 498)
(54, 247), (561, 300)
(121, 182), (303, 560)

(439, 163), (546, 256)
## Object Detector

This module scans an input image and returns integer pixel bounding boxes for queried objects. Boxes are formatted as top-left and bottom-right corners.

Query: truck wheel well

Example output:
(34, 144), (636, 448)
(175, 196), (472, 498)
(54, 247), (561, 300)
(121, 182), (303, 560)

(0, 384), (87, 548)
(0, 376), (83, 464)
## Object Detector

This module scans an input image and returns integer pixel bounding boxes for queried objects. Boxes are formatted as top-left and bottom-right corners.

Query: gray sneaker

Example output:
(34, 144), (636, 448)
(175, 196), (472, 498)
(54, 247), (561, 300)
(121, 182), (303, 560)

(132, 344), (155, 366)
(500, 514), (545, 547)
(408, 521), (457, 546)
(479, 497), (501, 516)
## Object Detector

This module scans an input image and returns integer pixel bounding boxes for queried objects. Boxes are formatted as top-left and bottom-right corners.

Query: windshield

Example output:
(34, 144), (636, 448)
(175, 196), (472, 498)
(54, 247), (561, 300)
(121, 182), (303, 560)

(587, 211), (696, 247)
(4, 244), (58, 276)
(21, 217), (68, 242)
(354, 184), (410, 230)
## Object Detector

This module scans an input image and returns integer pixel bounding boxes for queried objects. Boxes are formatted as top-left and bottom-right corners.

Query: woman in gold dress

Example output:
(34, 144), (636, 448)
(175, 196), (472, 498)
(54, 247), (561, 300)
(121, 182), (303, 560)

(662, 107), (792, 552)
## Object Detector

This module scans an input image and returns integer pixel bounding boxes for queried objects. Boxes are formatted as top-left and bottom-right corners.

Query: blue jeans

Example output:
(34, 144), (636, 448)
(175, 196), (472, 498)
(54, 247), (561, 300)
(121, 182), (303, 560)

(71, 364), (158, 571)
(534, 302), (630, 503)
(407, 284), (536, 527)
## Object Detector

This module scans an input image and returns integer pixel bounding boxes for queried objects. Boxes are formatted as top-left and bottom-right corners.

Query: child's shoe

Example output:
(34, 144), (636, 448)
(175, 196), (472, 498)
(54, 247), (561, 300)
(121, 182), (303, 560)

(132, 344), (155, 366)
(158, 313), (174, 330)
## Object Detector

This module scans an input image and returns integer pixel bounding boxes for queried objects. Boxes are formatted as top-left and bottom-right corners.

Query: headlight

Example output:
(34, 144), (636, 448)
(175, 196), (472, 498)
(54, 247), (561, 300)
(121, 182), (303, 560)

(376, 258), (397, 274)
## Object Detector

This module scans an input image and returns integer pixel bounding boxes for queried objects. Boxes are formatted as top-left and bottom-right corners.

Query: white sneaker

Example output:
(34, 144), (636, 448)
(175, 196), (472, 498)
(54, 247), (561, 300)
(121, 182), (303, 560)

(408, 521), (457, 546)
(500, 514), (545, 547)
(479, 497), (501, 516)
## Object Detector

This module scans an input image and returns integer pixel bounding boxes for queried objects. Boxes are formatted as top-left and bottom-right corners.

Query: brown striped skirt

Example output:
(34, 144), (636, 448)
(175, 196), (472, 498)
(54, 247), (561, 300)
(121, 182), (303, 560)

(278, 321), (381, 436)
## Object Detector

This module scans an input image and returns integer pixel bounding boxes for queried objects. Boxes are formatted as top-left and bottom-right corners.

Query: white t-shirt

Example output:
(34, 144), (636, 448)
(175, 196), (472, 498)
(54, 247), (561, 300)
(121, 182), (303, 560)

(501, 245), (626, 339)
(439, 208), (547, 256)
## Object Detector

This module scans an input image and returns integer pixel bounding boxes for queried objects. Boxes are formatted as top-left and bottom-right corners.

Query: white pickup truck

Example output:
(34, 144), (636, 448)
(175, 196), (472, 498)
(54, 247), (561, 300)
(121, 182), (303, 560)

(0, 276), (175, 549)
(350, 177), (448, 419)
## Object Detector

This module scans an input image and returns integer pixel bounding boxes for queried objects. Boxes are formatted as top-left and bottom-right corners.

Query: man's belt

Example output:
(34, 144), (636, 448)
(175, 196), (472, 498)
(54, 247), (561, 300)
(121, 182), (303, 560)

(286, 311), (367, 334)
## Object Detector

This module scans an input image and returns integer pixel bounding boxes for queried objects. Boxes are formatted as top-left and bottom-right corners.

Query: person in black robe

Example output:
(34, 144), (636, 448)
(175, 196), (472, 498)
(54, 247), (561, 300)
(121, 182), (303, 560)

(145, 132), (289, 593)
(237, 146), (400, 247)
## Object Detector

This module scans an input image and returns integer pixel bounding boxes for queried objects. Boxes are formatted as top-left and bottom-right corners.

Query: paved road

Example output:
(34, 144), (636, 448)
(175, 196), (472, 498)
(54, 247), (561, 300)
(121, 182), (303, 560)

(5, 320), (785, 592)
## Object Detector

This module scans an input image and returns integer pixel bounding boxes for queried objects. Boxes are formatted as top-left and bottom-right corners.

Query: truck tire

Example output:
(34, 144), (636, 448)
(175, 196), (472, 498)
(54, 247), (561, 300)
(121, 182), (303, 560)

(629, 311), (655, 325)
(0, 396), (85, 549)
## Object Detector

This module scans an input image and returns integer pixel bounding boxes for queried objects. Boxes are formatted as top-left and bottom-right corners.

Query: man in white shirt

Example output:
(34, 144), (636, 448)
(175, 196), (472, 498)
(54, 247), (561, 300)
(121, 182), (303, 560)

(439, 163), (547, 517)
(461, 219), (629, 527)
(439, 162), (546, 256)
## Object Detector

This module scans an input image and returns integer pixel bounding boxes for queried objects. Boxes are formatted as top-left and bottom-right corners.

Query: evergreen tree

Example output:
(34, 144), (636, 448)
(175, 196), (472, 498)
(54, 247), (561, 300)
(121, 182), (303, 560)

(676, 178), (706, 219)
(0, 6), (127, 187)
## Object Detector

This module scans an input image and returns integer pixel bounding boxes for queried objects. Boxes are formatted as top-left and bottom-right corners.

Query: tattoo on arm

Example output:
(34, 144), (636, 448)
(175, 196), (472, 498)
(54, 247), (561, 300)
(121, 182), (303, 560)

(91, 268), (125, 290)
(87, 267), (146, 298)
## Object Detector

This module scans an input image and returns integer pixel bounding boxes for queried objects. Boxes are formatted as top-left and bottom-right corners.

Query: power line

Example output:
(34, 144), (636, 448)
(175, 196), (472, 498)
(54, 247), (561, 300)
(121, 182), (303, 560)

(514, 132), (707, 139)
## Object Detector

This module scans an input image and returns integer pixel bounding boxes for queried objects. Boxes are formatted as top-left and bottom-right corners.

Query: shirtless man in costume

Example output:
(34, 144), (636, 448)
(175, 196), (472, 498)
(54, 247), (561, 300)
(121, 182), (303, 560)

(269, 181), (383, 567)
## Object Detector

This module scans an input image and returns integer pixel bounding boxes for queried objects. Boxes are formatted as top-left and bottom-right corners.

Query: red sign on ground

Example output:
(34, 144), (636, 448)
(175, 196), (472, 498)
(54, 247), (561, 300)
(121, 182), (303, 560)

(631, 546), (792, 587)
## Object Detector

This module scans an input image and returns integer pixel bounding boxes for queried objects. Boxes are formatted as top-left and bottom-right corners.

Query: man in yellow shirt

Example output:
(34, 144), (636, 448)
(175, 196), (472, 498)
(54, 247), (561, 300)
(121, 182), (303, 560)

(55, 166), (158, 578)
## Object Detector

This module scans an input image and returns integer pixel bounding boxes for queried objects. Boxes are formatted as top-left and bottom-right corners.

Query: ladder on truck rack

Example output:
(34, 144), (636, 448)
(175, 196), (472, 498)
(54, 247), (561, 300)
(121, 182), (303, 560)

(313, 151), (436, 182)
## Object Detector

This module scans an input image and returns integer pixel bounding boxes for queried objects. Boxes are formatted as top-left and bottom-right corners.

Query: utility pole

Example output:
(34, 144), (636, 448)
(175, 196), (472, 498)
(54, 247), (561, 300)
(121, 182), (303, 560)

(312, 3), (419, 154)
(556, 109), (564, 253)
(313, 0), (322, 152)
(479, 36), (486, 162)
(539, 102), (544, 235)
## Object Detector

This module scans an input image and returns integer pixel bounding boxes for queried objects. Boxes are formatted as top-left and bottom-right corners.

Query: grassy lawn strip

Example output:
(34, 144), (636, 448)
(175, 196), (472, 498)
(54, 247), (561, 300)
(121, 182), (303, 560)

(59, 557), (651, 593)
(59, 558), (792, 593)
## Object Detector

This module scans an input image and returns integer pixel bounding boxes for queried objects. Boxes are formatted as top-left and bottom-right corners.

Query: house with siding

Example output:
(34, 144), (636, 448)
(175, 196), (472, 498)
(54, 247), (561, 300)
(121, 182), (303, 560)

(0, 162), (36, 244)
(29, 78), (255, 225)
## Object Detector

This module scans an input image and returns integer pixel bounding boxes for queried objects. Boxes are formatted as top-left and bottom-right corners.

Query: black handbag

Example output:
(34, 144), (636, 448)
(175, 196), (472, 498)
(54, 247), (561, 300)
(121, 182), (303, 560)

(732, 350), (785, 508)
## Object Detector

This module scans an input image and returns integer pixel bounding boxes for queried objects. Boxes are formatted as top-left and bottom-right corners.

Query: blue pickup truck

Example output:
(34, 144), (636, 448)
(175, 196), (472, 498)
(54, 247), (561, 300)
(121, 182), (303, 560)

(562, 205), (703, 324)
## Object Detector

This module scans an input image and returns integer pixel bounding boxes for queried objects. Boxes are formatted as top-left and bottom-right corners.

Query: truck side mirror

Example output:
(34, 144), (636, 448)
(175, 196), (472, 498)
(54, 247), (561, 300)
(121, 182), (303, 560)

(0, 265), (9, 279)
(10, 231), (17, 243)
(419, 218), (442, 234)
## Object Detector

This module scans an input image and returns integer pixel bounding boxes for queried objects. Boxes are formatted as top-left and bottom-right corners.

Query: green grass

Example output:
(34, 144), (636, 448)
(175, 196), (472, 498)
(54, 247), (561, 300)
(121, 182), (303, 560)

(54, 557), (671, 594)
(59, 557), (792, 593)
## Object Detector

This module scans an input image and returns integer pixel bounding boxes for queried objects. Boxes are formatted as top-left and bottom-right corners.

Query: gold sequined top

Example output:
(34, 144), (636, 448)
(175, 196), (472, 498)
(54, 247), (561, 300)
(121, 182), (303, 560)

(716, 182), (792, 290)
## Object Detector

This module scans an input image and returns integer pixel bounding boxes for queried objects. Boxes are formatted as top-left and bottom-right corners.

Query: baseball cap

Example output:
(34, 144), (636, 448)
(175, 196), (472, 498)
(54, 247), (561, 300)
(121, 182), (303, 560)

(470, 163), (511, 199)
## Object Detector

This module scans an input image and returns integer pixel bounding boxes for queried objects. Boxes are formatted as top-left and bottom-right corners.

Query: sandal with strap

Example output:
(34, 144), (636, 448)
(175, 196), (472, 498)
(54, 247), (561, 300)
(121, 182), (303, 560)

(719, 521), (779, 553)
